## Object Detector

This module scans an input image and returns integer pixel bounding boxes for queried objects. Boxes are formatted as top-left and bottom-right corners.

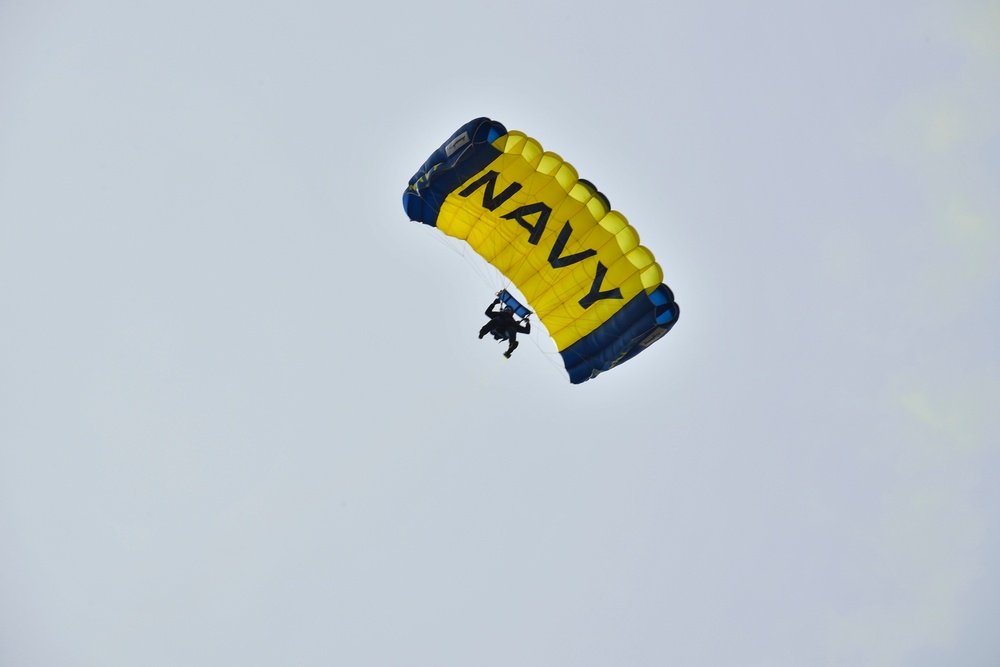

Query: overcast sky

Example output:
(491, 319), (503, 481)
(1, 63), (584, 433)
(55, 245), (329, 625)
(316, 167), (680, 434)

(1, 1), (998, 666)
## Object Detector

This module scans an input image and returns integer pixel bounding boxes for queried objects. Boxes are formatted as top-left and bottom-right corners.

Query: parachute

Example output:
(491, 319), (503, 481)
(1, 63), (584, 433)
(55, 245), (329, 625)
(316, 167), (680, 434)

(402, 117), (679, 384)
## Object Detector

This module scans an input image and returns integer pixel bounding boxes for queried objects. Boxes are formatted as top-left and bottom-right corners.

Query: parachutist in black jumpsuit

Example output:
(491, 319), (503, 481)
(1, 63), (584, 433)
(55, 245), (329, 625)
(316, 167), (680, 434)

(479, 298), (531, 358)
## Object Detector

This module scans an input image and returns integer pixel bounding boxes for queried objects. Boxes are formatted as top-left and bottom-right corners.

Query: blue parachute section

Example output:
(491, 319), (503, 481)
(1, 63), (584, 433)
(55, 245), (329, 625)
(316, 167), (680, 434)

(402, 118), (507, 227)
(560, 283), (678, 383)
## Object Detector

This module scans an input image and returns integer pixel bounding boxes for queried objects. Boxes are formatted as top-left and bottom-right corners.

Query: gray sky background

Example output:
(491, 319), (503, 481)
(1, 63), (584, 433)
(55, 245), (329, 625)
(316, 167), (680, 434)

(2, 1), (998, 665)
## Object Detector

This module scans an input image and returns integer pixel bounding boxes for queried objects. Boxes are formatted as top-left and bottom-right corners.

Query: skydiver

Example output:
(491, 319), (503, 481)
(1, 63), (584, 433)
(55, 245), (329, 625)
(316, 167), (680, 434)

(479, 297), (531, 358)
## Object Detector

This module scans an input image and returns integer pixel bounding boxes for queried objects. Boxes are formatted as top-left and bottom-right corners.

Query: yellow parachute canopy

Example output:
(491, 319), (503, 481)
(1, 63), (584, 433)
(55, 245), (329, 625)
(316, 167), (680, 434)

(403, 118), (678, 383)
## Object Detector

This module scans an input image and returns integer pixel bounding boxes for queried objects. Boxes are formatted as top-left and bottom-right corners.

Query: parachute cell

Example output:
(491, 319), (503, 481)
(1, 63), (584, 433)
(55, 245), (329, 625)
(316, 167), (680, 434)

(403, 117), (679, 383)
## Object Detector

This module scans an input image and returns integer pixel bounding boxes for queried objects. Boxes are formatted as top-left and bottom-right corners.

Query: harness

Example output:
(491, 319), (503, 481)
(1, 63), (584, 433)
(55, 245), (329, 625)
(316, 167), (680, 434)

(488, 316), (517, 341)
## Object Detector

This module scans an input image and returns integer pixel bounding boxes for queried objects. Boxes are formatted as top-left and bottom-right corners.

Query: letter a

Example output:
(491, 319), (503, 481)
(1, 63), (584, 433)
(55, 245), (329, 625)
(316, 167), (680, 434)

(502, 202), (551, 245)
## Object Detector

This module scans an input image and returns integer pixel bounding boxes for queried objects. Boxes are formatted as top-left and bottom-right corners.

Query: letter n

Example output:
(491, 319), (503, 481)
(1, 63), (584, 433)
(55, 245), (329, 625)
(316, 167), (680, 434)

(458, 171), (521, 211)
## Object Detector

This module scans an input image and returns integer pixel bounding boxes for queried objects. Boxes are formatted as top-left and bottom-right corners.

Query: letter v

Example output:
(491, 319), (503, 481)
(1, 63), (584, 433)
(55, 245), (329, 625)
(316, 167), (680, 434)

(548, 222), (597, 268)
